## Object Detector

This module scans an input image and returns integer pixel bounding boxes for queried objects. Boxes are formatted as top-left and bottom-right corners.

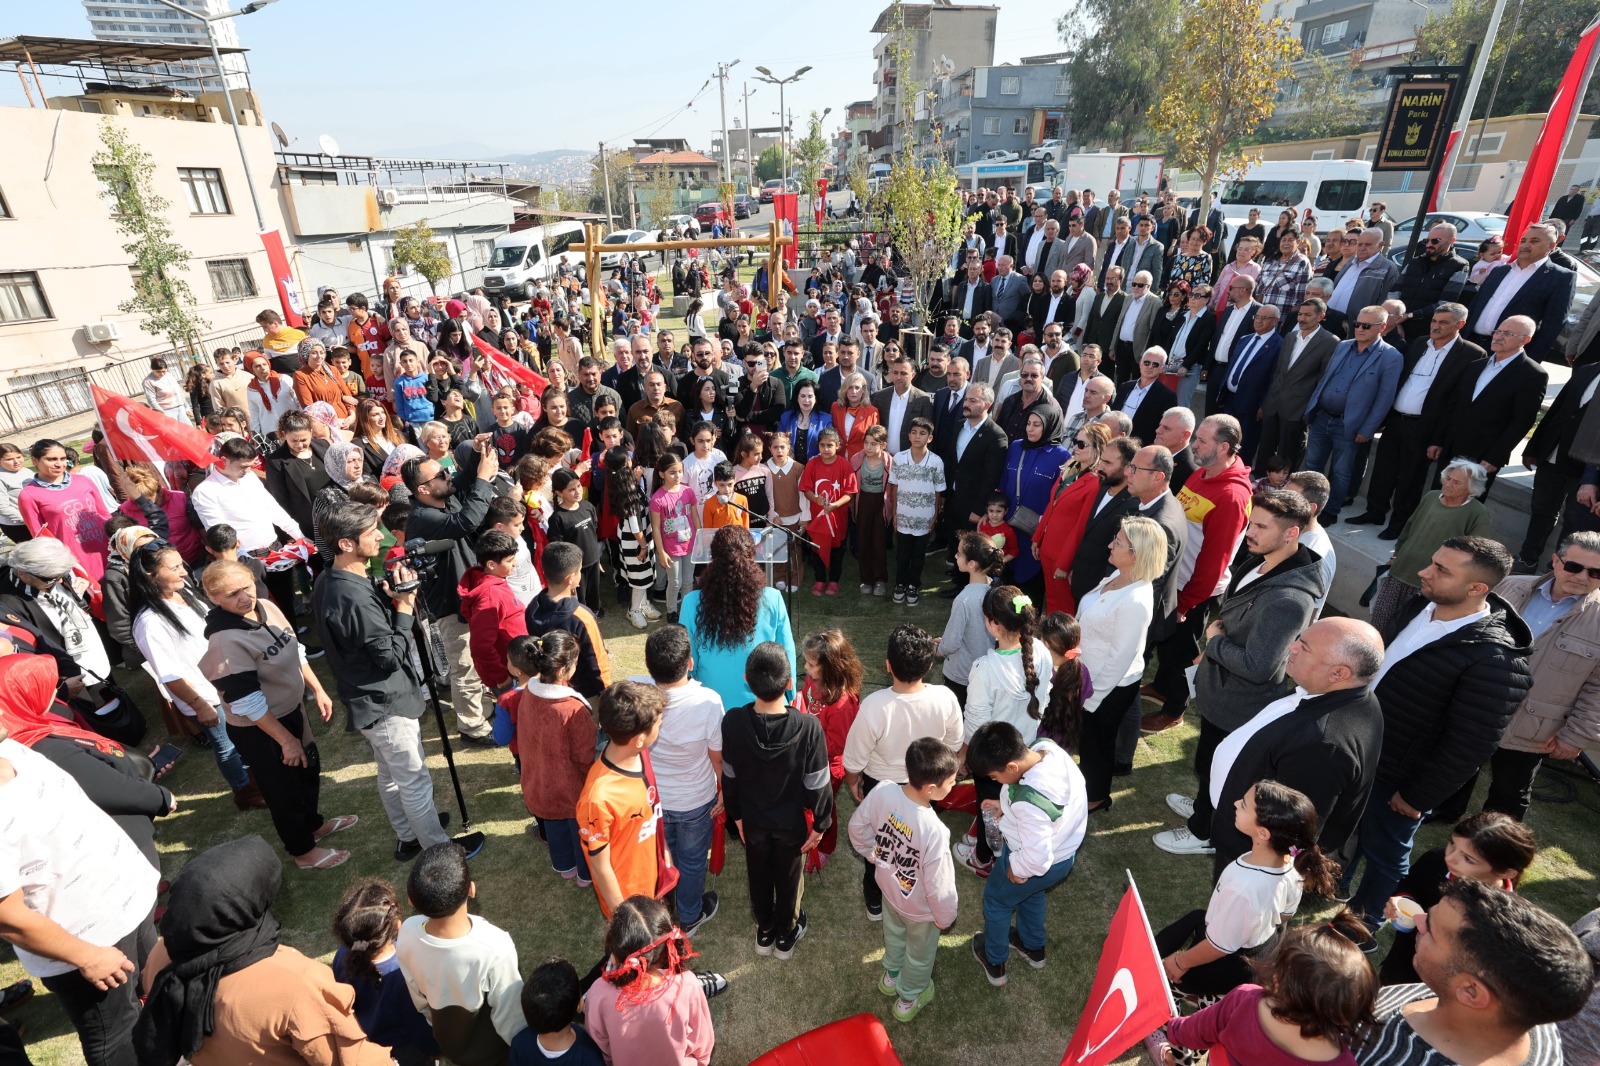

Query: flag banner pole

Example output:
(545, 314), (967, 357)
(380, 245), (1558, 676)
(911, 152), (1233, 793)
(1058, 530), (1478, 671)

(1128, 869), (1179, 1018)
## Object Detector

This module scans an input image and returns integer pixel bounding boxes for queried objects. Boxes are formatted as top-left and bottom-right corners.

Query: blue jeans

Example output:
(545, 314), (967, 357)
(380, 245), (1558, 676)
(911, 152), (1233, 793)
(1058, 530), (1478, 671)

(663, 799), (716, 925)
(982, 845), (1077, 964)
(1343, 780), (1427, 927)
(1303, 412), (1359, 521)
(544, 818), (590, 881)
(201, 718), (251, 791)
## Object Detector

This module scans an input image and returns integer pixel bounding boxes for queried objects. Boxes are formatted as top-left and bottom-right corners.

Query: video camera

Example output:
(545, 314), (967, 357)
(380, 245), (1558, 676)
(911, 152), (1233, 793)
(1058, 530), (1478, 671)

(383, 538), (456, 594)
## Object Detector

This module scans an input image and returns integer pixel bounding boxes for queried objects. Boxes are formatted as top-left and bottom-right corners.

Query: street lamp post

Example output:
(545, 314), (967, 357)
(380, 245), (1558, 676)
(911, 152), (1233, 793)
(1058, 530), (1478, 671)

(147, 0), (276, 230)
(755, 65), (811, 189)
(715, 60), (740, 188)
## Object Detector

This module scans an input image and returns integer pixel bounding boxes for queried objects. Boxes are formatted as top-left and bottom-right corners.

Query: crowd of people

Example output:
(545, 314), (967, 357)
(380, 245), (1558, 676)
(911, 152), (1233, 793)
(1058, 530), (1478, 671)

(2, 181), (1600, 1066)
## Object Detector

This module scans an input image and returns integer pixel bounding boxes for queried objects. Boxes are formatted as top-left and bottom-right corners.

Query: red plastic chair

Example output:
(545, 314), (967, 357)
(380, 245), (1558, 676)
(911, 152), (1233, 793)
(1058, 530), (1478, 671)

(748, 1013), (906, 1066)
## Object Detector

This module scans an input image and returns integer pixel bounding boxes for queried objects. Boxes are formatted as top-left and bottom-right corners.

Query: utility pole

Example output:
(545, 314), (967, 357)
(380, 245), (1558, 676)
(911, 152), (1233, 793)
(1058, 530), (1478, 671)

(598, 141), (614, 227)
(715, 60), (741, 188)
(1436, 0), (1509, 208)
(742, 81), (756, 193)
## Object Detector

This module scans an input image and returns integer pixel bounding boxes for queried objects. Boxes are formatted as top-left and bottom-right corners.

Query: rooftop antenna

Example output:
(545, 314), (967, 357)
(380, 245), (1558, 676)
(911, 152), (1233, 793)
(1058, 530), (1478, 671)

(317, 132), (340, 158)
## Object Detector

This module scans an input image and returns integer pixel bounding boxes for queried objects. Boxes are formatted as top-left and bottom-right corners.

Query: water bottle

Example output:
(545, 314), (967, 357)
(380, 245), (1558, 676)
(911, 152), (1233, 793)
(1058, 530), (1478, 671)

(981, 805), (1004, 853)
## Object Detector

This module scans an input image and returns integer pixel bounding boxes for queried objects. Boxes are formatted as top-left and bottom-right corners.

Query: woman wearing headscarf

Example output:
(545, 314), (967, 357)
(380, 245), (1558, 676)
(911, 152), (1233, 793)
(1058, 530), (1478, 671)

(378, 444), (425, 496)
(0, 652), (173, 870)
(135, 836), (391, 1066)
(0, 537), (116, 703)
(312, 442), (366, 566)
(400, 296), (437, 349)
(1001, 405), (1070, 599)
(290, 340), (356, 423)
(1065, 262), (1095, 346)
(244, 353), (301, 442)
(199, 560), (353, 870)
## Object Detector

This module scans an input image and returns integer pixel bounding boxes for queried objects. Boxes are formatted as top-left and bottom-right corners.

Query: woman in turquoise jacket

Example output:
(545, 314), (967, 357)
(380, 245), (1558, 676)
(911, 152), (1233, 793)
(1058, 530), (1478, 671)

(680, 525), (796, 709)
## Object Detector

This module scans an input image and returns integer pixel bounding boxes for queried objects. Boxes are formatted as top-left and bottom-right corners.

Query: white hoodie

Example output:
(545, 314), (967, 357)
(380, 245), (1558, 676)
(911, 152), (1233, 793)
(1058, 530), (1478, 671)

(998, 740), (1088, 879)
(963, 639), (1053, 743)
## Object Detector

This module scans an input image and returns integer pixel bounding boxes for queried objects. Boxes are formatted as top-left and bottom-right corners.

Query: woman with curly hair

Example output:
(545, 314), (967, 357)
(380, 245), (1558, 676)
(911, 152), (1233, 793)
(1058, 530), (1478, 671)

(679, 525), (795, 710)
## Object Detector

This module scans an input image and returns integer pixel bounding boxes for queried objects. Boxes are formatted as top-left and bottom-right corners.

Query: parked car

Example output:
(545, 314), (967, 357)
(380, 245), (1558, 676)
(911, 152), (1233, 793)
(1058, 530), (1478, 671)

(659, 213), (699, 237)
(733, 194), (753, 219)
(599, 228), (655, 269)
(981, 149), (1019, 163)
(759, 179), (784, 203)
(694, 201), (730, 229)
(1028, 140), (1065, 163)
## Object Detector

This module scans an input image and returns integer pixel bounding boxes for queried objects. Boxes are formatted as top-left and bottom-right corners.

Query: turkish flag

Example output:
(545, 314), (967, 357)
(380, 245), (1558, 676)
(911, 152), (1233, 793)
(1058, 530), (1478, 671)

(92, 385), (216, 468)
(1506, 19), (1600, 243)
(469, 333), (550, 397)
(1059, 881), (1174, 1066)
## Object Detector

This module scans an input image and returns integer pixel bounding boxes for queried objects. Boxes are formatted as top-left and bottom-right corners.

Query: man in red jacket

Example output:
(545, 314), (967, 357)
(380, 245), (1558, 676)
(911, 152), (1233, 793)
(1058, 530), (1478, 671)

(1141, 414), (1254, 734)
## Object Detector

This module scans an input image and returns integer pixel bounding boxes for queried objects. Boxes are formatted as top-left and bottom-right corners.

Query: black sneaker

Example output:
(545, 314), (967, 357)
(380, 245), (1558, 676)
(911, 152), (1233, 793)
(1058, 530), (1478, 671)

(457, 731), (497, 747)
(438, 811), (452, 830)
(972, 933), (1007, 987)
(695, 971), (729, 999)
(774, 910), (808, 960)
(755, 927), (776, 957)
(906, 589), (921, 607)
(394, 837), (422, 862)
(1008, 928), (1046, 969)
(683, 891), (719, 938)
(892, 585), (907, 603)
(865, 899), (883, 922)
(453, 831), (486, 859)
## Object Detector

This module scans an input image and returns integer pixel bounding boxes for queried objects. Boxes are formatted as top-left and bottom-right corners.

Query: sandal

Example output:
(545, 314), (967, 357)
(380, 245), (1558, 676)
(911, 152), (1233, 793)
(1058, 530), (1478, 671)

(0, 980), (33, 1013)
(313, 815), (360, 841)
(296, 848), (351, 870)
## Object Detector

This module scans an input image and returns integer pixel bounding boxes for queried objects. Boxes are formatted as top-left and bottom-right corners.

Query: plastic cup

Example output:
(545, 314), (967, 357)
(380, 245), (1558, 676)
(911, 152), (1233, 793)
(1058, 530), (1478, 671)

(1392, 897), (1424, 932)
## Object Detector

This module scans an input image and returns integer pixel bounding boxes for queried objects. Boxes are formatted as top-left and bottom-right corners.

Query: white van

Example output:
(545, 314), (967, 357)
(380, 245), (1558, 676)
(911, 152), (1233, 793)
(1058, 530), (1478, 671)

(482, 222), (585, 300)
(1217, 160), (1371, 230)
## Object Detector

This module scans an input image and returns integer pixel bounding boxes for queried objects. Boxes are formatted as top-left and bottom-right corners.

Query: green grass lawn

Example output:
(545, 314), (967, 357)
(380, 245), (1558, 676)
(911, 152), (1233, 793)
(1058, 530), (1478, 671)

(7, 544), (1600, 1066)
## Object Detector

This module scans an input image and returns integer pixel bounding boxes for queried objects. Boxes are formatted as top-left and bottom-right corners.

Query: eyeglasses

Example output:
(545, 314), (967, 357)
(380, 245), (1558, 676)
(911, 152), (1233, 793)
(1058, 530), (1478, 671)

(1354, 321), (1382, 329)
(1072, 438), (1090, 448)
(1424, 237), (1446, 244)
(1130, 281), (1149, 288)
(1140, 360), (1164, 367)
(1559, 558), (1600, 579)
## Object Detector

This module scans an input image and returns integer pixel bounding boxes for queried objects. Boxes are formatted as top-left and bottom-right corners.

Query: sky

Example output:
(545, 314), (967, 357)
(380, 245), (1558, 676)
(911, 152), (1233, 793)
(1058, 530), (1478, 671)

(9, 0), (1074, 159)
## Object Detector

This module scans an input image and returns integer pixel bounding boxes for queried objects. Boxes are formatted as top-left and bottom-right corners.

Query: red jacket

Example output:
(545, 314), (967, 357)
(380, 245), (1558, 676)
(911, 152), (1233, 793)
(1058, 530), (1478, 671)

(457, 566), (526, 688)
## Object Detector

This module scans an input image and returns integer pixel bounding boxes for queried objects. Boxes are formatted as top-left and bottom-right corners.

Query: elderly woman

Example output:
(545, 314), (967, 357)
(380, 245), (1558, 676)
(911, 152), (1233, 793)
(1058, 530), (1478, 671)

(1168, 227), (1217, 290)
(1001, 406), (1071, 598)
(199, 560), (353, 870)
(1256, 232), (1312, 324)
(830, 371), (879, 461)
(244, 352), (301, 441)
(417, 420), (456, 473)
(136, 836), (391, 1066)
(400, 296), (436, 348)
(0, 537), (116, 704)
(291, 339), (356, 422)
(1211, 237), (1263, 313)
(312, 442), (367, 565)
(1032, 421), (1115, 615)
(1076, 514), (1166, 811)
(1368, 458), (1492, 632)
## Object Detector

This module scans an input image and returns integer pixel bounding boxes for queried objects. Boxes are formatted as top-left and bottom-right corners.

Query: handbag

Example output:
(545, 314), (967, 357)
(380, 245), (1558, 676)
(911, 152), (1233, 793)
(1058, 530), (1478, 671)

(1008, 449), (1042, 536)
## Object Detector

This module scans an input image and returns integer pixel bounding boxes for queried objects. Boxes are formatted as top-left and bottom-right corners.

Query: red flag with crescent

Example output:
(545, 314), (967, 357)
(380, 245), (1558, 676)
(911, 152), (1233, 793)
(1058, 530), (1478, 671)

(469, 333), (549, 397)
(92, 385), (216, 468)
(1059, 878), (1173, 1066)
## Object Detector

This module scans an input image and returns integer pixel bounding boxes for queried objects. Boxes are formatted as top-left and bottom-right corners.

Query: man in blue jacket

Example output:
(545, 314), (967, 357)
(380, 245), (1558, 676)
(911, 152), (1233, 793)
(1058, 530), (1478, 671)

(1301, 305), (1403, 524)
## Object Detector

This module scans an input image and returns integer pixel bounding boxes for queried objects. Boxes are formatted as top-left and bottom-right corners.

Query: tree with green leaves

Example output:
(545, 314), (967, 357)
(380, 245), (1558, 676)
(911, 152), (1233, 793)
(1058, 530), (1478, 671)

(583, 145), (633, 219)
(1273, 52), (1370, 142)
(1148, 0), (1302, 202)
(635, 165), (676, 230)
(1415, 0), (1600, 118)
(390, 221), (453, 294)
(93, 120), (209, 357)
(755, 145), (784, 183)
(1058, 0), (1182, 150)
(793, 111), (831, 218)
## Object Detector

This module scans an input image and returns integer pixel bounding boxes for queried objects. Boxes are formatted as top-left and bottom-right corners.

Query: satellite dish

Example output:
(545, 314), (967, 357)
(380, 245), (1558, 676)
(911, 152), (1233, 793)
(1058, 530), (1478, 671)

(270, 121), (290, 148)
(317, 133), (340, 158)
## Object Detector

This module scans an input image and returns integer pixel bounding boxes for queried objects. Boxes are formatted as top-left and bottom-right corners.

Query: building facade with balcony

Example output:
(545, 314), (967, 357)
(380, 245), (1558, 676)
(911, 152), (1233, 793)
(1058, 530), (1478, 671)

(932, 59), (1070, 165)
(868, 1), (997, 163)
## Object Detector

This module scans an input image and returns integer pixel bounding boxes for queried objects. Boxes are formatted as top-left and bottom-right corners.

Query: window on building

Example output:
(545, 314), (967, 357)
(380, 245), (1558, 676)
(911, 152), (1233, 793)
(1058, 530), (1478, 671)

(178, 167), (230, 214)
(93, 164), (131, 214)
(1321, 19), (1348, 42)
(1055, 73), (1070, 96)
(0, 272), (52, 323)
(1310, 149), (1335, 161)
(1000, 77), (1021, 95)
(1012, 117), (1029, 135)
(207, 258), (257, 301)
(983, 117), (1002, 135)
(472, 238), (496, 266)
(1464, 132), (1505, 156)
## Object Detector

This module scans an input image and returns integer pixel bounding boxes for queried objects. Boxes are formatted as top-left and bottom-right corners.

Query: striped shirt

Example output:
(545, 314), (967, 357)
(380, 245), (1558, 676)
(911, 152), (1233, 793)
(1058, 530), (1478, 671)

(1357, 984), (1565, 1066)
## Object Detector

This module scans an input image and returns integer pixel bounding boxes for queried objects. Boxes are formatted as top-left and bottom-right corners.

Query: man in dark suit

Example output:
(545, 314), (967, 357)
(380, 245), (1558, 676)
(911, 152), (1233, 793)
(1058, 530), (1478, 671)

(1203, 280), (1261, 414)
(1465, 222), (1578, 364)
(1098, 217), (1135, 290)
(1432, 314), (1549, 499)
(1518, 357), (1600, 568)
(1553, 184), (1587, 231)
(931, 355), (971, 459)
(1396, 221), (1471, 344)
(948, 260), (994, 339)
(1187, 197), (1226, 254)
(1031, 269), (1078, 341)
(988, 217), (1019, 266)
(1258, 298), (1340, 469)
(871, 358), (936, 453)
(1084, 267), (1128, 364)
(995, 357), (1061, 441)
(1351, 302), (1484, 535)
(940, 381), (1009, 595)
(1068, 436), (1141, 606)
(1214, 305), (1284, 465)
(1305, 277), (1349, 339)
(1113, 347), (1178, 444)
(1154, 407), (1198, 493)
(805, 306), (845, 366)
(675, 335), (731, 412)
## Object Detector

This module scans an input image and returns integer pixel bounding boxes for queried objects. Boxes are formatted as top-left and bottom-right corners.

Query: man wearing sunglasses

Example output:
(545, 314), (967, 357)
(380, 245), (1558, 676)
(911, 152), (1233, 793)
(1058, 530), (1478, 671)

(1112, 270), (1162, 383)
(1486, 531), (1600, 820)
(1301, 305), (1403, 525)
(1396, 222), (1470, 345)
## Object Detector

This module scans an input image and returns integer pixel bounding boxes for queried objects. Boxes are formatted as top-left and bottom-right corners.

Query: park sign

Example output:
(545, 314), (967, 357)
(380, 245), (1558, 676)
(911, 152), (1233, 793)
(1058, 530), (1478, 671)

(1374, 76), (1457, 171)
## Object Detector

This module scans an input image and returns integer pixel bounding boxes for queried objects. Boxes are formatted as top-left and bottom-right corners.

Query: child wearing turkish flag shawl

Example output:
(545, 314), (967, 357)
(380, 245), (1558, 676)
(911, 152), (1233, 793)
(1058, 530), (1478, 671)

(797, 427), (856, 596)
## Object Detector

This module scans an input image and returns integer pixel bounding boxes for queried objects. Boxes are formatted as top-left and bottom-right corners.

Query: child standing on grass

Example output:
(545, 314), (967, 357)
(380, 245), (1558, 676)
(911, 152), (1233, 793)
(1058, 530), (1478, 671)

(1036, 612), (1092, 752)
(526, 542), (611, 702)
(681, 421), (727, 503)
(605, 446), (660, 631)
(515, 631), (597, 886)
(1378, 811), (1536, 986)
(730, 434), (775, 529)
(848, 737), (961, 1024)
(484, 494), (541, 608)
(332, 878), (440, 1066)
(509, 959), (604, 1066)
(853, 424), (892, 597)
(1146, 919), (1377, 1066)
(887, 416), (946, 606)
(395, 843), (527, 1063)
(583, 896), (720, 1066)
(700, 461), (748, 531)
(797, 629), (864, 870)
(650, 454), (698, 620)
(458, 530), (528, 697)
(765, 431), (805, 593)
(965, 720), (1087, 989)
(490, 634), (537, 772)
(957, 587), (1053, 879)
(977, 491), (1020, 574)
(1156, 781), (1339, 1000)
(721, 642), (834, 961)
(548, 468), (604, 617)
(516, 455), (553, 585)
(577, 681), (671, 918)
(798, 427), (856, 596)
(935, 532), (1003, 707)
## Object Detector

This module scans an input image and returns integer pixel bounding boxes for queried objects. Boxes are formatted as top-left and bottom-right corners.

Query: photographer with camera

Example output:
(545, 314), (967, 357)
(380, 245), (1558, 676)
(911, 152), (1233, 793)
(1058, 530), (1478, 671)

(399, 438), (499, 745)
(311, 500), (485, 860)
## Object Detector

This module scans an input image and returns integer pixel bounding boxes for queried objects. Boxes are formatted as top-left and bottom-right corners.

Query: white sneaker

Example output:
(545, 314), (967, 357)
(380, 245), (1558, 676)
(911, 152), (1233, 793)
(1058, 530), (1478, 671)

(640, 603), (662, 621)
(626, 610), (649, 630)
(1166, 793), (1196, 820)
(1152, 827), (1215, 856)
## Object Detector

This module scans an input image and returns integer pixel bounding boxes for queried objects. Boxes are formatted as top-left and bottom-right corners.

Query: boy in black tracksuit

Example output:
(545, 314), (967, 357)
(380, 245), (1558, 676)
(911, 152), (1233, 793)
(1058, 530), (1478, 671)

(524, 542), (611, 701)
(721, 641), (833, 962)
